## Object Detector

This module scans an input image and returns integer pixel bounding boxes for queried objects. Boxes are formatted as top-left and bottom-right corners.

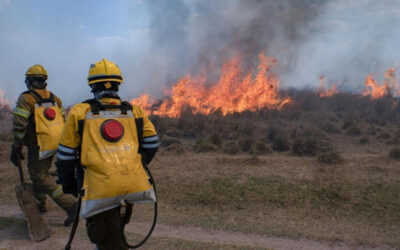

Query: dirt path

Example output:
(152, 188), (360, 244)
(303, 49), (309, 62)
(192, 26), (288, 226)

(0, 204), (394, 250)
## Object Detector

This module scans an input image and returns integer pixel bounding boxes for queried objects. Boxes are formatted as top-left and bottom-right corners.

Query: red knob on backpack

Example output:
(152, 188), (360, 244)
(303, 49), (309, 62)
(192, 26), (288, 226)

(43, 108), (56, 120)
(101, 120), (124, 142)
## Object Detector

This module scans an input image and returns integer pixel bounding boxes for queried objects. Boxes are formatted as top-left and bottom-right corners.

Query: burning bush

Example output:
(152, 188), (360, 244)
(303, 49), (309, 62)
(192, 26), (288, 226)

(132, 52), (291, 117)
(148, 86), (400, 157)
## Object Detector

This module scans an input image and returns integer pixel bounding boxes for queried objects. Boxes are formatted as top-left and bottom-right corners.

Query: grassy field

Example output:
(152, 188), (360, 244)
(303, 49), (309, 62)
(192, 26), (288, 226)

(0, 91), (399, 249)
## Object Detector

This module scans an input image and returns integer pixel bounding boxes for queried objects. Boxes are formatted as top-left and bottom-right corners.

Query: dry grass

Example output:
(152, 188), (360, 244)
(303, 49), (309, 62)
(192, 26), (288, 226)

(150, 150), (400, 247)
(0, 91), (399, 248)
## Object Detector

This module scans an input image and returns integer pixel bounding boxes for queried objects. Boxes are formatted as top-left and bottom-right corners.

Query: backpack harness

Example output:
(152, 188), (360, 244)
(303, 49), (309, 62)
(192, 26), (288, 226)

(65, 99), (157, 250)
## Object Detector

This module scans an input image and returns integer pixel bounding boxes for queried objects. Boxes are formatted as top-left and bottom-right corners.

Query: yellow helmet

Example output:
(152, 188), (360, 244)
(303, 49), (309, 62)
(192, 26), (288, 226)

(87, 58), (123, 85)
(26, 64), (48, 80)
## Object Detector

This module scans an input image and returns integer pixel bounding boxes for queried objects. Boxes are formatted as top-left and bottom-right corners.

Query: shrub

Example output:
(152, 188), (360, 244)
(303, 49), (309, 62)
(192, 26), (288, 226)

(267, 126), (284, 142)
(165, 144), (187, 155)
(388, 148), (400, 160)
(346, 125), (362, 136)
(210, 134), (222, 146)
(366, 126), (377, 135)
(195, 138), (217, 153)
(321, 122), (340, 134)
(239, 138), (254, 153)
(342, 118), (353, 129)
(166, 130), (183, 138)
(291, 137), (318, 156)
(254, 141), (272, 155)
(317, 151), (343, 164)
(237, 122), (255, 137)
(389, 131), (400, 145)
(272, 136), (290, 152)
(359, 137), (369, 144)
(223, 141), (240, 155)
(161, 137), (181, 147)
(377, 132), (391, 140)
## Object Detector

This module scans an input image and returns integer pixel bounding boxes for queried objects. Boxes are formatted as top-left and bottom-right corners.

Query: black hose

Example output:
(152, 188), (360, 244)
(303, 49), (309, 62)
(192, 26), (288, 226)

(120, 164), (158, 249)
(65, 191), (82, 250)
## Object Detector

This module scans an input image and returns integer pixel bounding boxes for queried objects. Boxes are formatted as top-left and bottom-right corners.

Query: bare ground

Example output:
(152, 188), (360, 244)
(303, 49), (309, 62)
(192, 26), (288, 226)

(0, 204), (394, 250)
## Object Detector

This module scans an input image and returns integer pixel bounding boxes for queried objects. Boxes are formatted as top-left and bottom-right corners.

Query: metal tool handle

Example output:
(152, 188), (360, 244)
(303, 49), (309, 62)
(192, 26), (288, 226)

(16, 153), (25, 187)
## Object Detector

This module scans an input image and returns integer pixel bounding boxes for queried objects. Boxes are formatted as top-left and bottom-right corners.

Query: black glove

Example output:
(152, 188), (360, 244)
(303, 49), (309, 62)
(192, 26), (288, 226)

(10, 145), (24, 167)
(62, 180), (78, 197)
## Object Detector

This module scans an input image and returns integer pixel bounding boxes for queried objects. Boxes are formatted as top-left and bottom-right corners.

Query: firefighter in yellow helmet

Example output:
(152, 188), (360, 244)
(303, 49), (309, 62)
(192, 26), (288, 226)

(56, 58), (159, 249)
(10, 64), (78, 225)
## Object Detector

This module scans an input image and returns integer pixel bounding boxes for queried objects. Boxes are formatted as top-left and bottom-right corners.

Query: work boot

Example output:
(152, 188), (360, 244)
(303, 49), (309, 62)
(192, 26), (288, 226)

(64, 202), (79, 226)
(38, 201), (47, 214)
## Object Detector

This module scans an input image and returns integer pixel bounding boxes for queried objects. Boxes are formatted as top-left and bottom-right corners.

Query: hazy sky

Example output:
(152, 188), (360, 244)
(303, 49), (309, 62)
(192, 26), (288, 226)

(1, 0), (400, 106)
(0, 0), (152, 105)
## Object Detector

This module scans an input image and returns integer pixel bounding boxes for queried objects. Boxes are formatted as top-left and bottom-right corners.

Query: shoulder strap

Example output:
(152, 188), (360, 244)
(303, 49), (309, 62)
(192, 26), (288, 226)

(81, 99), (143, 151)
(25, 90), (55, 105)
(135, 117), (144, 153)
(83, 98), (132, 115)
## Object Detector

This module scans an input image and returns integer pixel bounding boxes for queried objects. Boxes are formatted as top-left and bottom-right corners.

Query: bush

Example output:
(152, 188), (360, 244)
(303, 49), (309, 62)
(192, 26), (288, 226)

(195, 138), (217, 152)
(359, 137), (369, 144)
(239, 138), (254, 152)
(267, 126), (284, 142)
(160, 137), (181, 147)
(377, 132), (391, 140)
(321, 122), (340, 134)
(389, 132), (400, 145)
(272, 136), (290, 152)
(317, 151), (343, 164)
(388, 148), (400, 160)
(366, 126), (377, 135)
(223, 141), (240, 155)
(346, 125), (362, 136)
(342, 118), (353, 129)
(165, 144), (187, 155)
(291, 137), (318, 156)
(254, 141), (272, 155)
(210, 134), (222, 146)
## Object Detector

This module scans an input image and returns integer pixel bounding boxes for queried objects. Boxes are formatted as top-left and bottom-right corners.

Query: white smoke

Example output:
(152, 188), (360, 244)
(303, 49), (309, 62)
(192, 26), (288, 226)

(286, 0), (400, 92)
(1, 0), (400, 106)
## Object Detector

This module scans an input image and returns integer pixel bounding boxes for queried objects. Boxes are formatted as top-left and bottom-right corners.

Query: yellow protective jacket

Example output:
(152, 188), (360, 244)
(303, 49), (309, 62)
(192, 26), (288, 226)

(56, 97), (159, 218)
(12, 88), (65, 148)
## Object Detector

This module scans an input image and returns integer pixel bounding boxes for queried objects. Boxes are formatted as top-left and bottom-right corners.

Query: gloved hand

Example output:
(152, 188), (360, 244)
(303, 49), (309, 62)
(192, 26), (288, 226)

(62, 180), (78, 197)
(10, 144), (24, 167)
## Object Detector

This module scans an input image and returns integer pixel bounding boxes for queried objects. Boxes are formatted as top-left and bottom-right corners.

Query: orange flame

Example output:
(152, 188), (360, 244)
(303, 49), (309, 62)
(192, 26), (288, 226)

(363, 67), (400, 99)
(131, 52), (291, 117)
(317, 76), (339, 98)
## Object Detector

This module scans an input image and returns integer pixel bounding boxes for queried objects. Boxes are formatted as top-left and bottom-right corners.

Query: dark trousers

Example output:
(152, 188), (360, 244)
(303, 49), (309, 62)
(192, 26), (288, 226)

(86, 207), (128, 250)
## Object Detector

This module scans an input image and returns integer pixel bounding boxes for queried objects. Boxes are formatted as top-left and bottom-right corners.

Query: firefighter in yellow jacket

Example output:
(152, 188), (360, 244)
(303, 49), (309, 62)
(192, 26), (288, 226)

(56, 58), (159, 249)
(10, 64), (78, 226)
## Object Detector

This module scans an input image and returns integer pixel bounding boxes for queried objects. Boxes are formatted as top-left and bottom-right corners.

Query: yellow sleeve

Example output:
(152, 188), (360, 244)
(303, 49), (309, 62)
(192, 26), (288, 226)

(59, 104), (86, 148)
(133, 105), (157, 138)
(12, 94), (32, 144)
